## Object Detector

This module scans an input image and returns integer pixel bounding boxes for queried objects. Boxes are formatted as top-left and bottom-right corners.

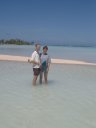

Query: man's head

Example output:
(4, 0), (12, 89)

(35, 43), (41, 52)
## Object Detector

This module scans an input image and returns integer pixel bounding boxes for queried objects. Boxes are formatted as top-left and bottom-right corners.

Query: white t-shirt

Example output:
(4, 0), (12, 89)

(31, 51), (40, 68)
(40, 53), (51, 65)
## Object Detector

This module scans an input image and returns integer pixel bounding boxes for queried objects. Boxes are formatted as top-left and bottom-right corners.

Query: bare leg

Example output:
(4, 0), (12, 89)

(32, 75), (38, 85)
(44, 71), (48, 84)
(39, 71), (43, 84)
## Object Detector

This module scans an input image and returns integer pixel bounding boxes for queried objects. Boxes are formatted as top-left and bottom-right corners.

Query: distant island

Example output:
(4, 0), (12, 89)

(0, 39), (34, 45)
(0, 39), (96, 47)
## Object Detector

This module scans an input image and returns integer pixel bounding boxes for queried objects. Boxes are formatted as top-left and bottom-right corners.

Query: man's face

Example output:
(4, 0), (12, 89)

(37, 45), (41, 51)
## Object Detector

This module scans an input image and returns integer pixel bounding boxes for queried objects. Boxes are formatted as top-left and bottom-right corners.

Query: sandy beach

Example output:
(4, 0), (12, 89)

(0, 54), (96, 66)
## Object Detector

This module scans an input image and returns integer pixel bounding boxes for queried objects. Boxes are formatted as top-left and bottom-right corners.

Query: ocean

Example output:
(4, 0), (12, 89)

(0, 45), (96, 128)
(0, 45), (96, 63)
(0, 61), (96, 128)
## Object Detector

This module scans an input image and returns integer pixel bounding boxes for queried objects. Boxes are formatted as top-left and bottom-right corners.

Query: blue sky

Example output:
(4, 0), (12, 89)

(0, 0), (96, 44)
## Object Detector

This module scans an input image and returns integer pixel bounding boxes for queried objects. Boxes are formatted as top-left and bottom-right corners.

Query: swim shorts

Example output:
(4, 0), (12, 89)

(33, 68), (40, 76)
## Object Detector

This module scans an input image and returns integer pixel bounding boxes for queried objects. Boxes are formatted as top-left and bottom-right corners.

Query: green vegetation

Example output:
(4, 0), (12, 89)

(0, 39), (34, 45)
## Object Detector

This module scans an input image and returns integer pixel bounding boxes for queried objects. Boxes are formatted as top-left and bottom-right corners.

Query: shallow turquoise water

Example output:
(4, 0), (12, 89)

(0, 61), (96, 128)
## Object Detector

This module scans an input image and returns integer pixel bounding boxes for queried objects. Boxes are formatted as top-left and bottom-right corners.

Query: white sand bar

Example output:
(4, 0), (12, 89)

(0, 54), (96, 66)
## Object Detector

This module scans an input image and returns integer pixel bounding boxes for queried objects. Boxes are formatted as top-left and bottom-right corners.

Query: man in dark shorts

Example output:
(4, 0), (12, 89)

(29, 43), (41, 85)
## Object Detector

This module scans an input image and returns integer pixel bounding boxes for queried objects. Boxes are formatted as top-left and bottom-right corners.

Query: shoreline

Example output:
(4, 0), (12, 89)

(0, 54), (96, 66)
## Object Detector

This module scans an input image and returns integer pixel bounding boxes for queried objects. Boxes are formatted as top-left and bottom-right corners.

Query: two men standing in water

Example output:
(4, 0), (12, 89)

(28, 43), (51, 85)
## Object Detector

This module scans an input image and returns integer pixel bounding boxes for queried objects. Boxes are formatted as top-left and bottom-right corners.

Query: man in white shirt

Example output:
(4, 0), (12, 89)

(29, 43), (41, 85)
